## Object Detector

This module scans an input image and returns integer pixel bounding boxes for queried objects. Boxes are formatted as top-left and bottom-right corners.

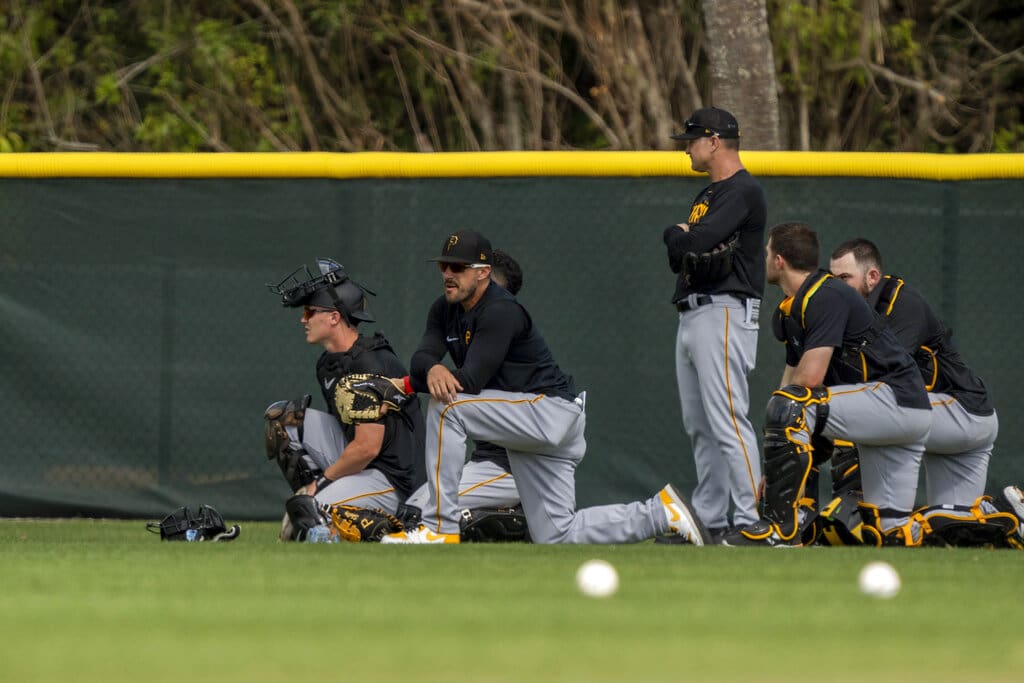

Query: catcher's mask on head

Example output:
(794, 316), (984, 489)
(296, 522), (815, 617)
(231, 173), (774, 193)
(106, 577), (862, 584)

(268, 258), (376, 325)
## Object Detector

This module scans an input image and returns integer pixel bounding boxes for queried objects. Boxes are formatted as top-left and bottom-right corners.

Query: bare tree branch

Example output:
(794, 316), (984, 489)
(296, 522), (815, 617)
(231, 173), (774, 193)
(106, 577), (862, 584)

(400, 22), (623, 148)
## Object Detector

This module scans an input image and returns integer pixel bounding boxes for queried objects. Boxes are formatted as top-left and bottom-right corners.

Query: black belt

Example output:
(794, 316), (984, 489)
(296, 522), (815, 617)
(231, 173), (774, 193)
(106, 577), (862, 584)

(675, 295), (714, 313)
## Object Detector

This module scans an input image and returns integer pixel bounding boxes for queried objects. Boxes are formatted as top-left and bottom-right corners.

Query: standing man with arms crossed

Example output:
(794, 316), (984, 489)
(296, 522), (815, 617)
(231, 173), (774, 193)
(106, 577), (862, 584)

(726, 223), (931, 546)
(829, 239), (1021, 547)
(352, 230), (709, 545)
(663, 107), (766, 541)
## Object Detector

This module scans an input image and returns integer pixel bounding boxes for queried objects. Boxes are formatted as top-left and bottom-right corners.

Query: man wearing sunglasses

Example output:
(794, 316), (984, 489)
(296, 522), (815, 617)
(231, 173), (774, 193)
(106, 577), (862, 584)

(266, 259), (423, 540)
(400, 249), (528, 541)
(663, 107), (766, 543)
(381, 230), (710, 545)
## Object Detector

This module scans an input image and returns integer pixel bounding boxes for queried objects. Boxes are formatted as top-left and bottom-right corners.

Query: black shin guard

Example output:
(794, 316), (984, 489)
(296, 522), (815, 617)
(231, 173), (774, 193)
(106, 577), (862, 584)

(757, 386), (827, 542)
(284, 494), (328, 541)
(917, 497), (1020, 548)
(264, 396), (321, 491)
(858, 502), (918, 547)
(812, 441), (865, 545)
(761, 439), (813, 541)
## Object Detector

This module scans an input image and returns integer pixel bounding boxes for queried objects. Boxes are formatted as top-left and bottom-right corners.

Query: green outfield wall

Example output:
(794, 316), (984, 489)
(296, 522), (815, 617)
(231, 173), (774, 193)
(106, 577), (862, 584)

(2, 152), (1022, 520)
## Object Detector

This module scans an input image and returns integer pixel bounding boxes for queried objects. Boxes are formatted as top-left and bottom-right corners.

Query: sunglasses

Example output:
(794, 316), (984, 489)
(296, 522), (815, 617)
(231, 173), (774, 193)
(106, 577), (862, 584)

(683, 121), (720, 139)
(302, 305), (337, 319)
(682, 119), (739, 140)
(438, 262), (487, 274)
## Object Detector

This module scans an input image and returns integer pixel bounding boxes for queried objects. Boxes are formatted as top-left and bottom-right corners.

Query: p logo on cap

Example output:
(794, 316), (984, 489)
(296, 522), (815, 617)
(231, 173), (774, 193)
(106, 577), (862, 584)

(431, 230), (493, 265)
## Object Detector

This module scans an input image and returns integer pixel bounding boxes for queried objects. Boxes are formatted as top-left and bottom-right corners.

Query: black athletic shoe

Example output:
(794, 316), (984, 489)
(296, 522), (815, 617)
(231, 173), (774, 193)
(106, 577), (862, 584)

(721, 520), (801, 548)
(655, 525), (732, 545)
(709, 526), (733, 545)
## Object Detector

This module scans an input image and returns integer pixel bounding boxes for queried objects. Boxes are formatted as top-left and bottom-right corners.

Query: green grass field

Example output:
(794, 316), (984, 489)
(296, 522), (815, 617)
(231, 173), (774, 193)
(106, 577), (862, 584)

(1, 519), (1019, 683)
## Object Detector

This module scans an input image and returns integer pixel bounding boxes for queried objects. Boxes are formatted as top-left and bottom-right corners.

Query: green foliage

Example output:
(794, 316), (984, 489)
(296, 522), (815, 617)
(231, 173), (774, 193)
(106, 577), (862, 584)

(0, 0), (1020, 152)
(94, 73), (119, 105)
(993, 125), (1024, 153)
(0, 131), (25, 152)
(135, 109), (202, 151)
(769, 0), (1023, 151)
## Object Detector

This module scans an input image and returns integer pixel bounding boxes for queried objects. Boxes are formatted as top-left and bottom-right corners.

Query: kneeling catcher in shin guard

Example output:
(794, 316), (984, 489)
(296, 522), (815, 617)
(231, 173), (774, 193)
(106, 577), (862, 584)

(265, 396), (322, 491)
(916, 497), (1021, 549)
(740, 385), (830, 544)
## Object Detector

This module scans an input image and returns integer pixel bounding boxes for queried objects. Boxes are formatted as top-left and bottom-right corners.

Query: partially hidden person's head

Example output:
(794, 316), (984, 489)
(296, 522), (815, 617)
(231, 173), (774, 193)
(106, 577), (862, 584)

(490, 249), (523, 296)
(429, 230), (493, 307)
(829, 238), (884, 298)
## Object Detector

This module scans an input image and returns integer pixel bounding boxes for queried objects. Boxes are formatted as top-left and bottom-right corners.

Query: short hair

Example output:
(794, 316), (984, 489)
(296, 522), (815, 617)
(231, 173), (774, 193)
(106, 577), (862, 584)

(490, 249), (523, 296)
(721, 137), (740, 151)
(767, 222), (819, 272)
(831, 238), (883, 271)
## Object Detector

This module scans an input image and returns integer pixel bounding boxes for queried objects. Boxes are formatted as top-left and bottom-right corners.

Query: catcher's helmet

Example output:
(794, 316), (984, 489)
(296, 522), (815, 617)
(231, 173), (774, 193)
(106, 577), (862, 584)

(268, 258), (375, 325)
(145, 504), (241, 542)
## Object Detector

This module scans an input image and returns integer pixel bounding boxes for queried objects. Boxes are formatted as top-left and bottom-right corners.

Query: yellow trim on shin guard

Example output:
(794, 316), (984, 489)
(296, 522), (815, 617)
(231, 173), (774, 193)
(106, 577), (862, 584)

(915, 496), (1021, 548)
(758, 386), (834, 543)
(858, 501), (920, 547)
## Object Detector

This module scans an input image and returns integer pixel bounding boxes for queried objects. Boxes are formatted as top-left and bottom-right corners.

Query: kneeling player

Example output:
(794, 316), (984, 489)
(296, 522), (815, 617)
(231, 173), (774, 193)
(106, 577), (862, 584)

(724, 222), (931, 546)
(816, 239), (1020, 548)
(397, 248), (529, 542)
(264, 258), (423, 541)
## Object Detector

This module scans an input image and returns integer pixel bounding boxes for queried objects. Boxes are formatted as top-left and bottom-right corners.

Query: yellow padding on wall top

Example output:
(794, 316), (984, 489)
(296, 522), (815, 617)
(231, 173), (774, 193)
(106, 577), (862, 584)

(0, 150), (1022, 181)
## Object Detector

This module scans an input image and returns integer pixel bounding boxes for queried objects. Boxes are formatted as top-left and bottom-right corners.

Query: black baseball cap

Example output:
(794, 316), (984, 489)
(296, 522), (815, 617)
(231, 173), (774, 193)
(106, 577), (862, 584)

(670, 107), (740, 140)
(429, 230), (493, 266)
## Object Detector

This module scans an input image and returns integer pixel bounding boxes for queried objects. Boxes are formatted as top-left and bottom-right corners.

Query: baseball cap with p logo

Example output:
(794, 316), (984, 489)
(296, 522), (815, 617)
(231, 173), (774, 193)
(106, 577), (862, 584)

(429, 230), (493, 266)
(670, 107), (741, 140)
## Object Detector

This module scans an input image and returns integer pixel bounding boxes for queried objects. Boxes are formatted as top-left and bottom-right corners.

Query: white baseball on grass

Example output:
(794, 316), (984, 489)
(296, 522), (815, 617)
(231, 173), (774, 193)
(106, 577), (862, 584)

(858, 560), (901, 598)
(576, 559), (619, 598)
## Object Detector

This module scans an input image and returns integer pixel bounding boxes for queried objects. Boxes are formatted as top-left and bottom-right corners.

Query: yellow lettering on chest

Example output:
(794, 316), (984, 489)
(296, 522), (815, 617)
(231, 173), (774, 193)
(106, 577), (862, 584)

(689, 201), (709, 225)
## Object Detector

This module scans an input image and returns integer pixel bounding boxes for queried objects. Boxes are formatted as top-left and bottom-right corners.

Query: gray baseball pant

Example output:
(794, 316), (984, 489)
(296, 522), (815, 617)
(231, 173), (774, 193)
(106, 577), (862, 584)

(417, 390), (671, 543)
(922, 394), (997, 506)
(297, 408), (399, 512)
(405, 458), (519, 511)
(675, 295), (762, 529)
(801, 383), (930, 529)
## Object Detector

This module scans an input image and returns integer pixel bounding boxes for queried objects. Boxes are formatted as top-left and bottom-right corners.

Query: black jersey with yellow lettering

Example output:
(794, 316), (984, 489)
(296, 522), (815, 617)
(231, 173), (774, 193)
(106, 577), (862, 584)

(869, 276), (992, 416)
(663, 169), (766, 302)
(410, 282), (577, 401)
(771, 270), (929, 410)
(315, 332), (424, 497)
